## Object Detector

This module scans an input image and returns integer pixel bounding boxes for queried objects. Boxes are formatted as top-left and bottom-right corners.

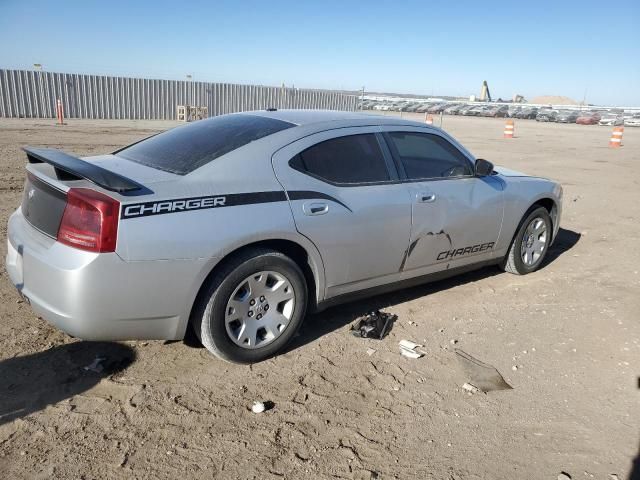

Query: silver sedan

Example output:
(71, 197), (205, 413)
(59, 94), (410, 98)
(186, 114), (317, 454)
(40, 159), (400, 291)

(6, 110), (562, 363)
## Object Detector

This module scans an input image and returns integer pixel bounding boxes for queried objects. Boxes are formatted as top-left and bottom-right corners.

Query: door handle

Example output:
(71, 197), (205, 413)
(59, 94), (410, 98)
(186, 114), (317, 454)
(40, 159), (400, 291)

(418, 193), (436, 203)
(303, 202), (329, 216)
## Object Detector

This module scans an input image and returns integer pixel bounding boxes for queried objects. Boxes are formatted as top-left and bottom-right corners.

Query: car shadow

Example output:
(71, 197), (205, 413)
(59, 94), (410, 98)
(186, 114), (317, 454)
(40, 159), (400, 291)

(0, 341), (135, 426)
(285, 227), (581, 354)
(631, 443), (640, 480)
(543, 227), (581, 267)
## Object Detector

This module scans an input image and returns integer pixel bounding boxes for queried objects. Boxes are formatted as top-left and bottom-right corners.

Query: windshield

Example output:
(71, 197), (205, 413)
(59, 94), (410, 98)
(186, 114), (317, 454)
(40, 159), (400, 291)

(116, 114), (295, 175)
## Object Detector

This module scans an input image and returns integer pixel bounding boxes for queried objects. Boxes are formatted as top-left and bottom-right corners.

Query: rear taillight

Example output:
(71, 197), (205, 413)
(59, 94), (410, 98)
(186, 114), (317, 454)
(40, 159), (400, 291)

(57, 188), (120, 253)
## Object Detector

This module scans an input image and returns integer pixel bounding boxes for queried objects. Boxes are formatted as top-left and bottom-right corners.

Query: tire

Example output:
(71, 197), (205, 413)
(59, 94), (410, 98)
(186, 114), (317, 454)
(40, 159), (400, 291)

(191, 248), (308, 363)
(502, 207), (552, 275)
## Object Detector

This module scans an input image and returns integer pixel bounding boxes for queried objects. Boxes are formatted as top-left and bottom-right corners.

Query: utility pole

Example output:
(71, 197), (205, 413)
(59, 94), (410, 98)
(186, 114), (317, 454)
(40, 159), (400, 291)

(186, 74), (194, 117)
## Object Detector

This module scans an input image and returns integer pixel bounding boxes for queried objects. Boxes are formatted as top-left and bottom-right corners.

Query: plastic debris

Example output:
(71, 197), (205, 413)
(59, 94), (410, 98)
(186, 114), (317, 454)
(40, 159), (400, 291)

(399, 340), (424, 359)
(83, 356), (106, 373)
(251, 401), (266, 413)
(366, 348), (376, 356)
(400, 349), (422, 359)
(399, 339), (422, 350)
(455, 349), (512, 392)
(350, 310), (396, 340)
(462, 382), (479, 394)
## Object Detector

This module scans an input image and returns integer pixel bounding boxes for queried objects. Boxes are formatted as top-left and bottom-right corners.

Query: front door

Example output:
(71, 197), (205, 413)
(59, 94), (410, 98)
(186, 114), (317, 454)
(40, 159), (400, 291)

(383, 129), (504, 273)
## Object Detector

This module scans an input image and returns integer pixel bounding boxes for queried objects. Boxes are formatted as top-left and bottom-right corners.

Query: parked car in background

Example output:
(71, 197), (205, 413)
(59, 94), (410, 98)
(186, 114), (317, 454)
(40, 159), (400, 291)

(598, 113), (624, 126)
(576, 111), (601, 125)
(457, 105), (475, 116)
(463, 105), (486, 116)
(536, 110), (558, 122)
(516, 108), (539, 120)
(427, 103), (448, 114)
(624, 114), (640, 127)
(555, 111), (579, 123)
(508, 106), (523, 118)
(484, 106), (509, 118)
(416, 104), (431, 113)
(443, 104), (463, 115)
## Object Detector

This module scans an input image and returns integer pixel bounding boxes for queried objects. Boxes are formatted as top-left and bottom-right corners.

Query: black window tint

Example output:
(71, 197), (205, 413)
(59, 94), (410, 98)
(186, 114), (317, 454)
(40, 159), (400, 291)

(387, 132), (472, 179)
(291, 134), (389, 184)
(116, 114), (295, 175)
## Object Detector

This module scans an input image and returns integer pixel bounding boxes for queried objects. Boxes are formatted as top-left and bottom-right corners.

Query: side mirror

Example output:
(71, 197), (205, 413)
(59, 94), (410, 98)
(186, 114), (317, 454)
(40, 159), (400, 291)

(475, 158), (494, 176)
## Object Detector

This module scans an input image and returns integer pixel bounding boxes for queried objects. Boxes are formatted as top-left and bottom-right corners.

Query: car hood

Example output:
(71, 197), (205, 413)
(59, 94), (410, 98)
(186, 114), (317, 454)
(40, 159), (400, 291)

(493, 166), (532, 177)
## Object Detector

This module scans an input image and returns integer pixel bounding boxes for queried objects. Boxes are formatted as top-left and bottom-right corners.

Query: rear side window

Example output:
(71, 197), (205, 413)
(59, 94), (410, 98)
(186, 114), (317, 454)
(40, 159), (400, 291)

(290, 134), (390, 184)
(116, 114), (295, 175)
(387, 132), (472, 179)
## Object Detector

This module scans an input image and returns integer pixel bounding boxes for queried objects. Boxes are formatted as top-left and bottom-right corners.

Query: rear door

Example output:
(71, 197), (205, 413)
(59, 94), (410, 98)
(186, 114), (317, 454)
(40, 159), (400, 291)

(271, 127), (412, 298)
(383, 128), (504, 273)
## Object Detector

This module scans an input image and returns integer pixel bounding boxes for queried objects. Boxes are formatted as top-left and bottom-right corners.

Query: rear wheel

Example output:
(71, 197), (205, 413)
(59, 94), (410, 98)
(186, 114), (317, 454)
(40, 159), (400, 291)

(502, 207), (552, 275)
(192, 248), (307, 363)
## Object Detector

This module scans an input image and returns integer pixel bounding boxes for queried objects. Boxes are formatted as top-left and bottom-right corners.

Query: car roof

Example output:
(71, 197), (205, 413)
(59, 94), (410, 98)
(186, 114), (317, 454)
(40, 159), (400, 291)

(240, 109), (427, 128)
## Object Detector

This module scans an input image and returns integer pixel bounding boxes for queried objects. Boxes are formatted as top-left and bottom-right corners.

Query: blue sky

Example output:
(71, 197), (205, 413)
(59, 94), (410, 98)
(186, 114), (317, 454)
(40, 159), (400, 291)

(1, 0), (638, 105)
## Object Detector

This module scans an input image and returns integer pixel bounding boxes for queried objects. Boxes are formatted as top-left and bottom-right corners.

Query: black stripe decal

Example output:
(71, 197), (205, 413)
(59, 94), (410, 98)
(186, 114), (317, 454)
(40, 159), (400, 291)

(121, 190), (350, 219)
(287, 190), (352, 212)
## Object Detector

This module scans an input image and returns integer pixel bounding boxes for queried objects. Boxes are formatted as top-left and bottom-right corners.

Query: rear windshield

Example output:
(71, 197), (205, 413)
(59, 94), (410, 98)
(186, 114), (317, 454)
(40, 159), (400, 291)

(115, 114), (295, 175)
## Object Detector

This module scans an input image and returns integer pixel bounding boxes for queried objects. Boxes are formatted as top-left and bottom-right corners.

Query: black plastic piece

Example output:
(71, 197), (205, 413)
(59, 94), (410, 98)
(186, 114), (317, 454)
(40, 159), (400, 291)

(23, 147), (147, 193)
(350, 310), (396, 340)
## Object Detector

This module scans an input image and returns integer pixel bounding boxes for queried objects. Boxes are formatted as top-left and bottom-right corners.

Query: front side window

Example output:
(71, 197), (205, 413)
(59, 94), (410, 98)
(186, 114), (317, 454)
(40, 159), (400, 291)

(290, 134), (390, 184)
(387, 132), (473, 180)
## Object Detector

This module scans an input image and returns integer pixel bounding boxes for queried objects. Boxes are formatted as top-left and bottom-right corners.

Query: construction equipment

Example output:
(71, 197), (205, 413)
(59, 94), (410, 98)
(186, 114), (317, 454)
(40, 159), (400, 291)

(480, 80), (492, 102)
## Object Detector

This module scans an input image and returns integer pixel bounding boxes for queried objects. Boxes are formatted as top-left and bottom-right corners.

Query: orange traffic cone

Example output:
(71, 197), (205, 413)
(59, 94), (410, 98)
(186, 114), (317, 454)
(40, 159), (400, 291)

(609, 126), (624, 148)
(425, 114), (434, 125)
(503, 119), (514, 138)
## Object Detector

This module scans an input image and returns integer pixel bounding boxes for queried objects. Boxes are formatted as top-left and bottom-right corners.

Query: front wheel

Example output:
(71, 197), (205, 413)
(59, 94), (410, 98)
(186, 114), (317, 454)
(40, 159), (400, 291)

(502, 207), (552, 275)
(192, 248), (307, 363)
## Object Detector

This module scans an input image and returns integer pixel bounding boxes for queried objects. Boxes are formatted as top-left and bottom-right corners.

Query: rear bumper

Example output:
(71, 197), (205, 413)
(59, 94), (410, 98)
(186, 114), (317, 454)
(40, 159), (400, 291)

(6, 209), (210, 341)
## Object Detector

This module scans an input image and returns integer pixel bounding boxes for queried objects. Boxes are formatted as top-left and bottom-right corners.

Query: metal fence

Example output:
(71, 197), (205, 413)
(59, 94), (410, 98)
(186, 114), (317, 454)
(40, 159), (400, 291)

(0, 69), (358, 119)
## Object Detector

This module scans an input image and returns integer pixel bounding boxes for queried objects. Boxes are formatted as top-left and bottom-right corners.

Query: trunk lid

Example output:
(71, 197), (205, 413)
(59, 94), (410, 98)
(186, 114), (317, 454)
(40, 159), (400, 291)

(21, 172), (68, 238)
(20, 147), (170, 239)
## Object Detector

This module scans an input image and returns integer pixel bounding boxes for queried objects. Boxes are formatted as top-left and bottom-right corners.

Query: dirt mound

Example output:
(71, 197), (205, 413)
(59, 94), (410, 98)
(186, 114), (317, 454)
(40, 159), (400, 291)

(530, 95), (579, 105)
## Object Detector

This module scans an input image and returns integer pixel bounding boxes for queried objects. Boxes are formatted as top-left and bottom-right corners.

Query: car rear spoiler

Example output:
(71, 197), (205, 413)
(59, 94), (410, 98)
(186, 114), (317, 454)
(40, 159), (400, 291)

(23, 147), (149, 194)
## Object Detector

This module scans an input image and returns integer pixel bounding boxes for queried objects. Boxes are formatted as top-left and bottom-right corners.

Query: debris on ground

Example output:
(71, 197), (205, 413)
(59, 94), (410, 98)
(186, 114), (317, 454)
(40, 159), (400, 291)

(366, 348), (376, 356)
(399, 339), (425, 359)
(350, 310), (396, 339)
(557, 472), (572, 480)
(462, 382), (480, 394)
(83, 356), (106, 373)
(455, 349), (512, 392)
(251, 401), (266, 413)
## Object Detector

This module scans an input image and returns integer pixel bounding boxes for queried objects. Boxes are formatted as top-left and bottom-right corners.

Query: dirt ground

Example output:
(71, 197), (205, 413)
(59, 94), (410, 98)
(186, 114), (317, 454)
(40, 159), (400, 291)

(0, 114), (639, 480)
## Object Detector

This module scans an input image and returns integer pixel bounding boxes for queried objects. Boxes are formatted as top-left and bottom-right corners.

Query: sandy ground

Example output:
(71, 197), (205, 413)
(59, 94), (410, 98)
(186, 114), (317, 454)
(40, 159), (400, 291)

(0, 114), (639, 480)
